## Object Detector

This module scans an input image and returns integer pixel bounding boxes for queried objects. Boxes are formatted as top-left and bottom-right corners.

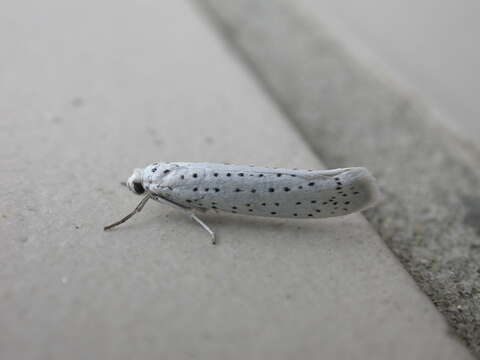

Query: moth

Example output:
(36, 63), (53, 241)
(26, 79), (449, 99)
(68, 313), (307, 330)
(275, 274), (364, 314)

(104, 162), (380, 244)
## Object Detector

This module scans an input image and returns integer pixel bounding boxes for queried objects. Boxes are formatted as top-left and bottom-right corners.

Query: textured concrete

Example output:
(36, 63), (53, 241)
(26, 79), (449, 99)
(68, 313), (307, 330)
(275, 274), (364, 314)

(297, 0), (480, 142)
(198, 0), (480, 356)
(0, 0), (474, 359)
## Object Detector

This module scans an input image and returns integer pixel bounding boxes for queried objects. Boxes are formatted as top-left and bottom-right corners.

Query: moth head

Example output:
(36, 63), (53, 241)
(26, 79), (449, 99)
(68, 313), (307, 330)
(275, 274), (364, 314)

(126, 168), (146, 195)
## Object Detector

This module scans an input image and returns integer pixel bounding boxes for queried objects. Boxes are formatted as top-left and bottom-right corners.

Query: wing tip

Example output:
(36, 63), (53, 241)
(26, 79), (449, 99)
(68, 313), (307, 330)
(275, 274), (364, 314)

(346, 167), (381, 211)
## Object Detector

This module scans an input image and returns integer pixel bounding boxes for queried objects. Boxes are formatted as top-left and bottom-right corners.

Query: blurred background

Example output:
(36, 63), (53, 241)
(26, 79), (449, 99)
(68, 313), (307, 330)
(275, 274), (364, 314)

(298, 0), (480, 140)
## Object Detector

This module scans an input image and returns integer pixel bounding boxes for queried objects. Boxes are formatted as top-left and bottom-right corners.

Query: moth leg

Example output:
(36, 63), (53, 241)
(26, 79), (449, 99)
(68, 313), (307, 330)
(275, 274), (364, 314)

(190, 213), (216, 245)
(104, 193), (151, 230)
(152, 195), (217, 245)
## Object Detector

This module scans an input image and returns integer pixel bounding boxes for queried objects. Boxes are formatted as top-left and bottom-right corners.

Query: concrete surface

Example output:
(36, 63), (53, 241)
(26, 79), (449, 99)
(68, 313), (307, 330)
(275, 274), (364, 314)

(297, 0), (480, 143)
(198, 0), (480, 356)
(0, 0), (474, 359)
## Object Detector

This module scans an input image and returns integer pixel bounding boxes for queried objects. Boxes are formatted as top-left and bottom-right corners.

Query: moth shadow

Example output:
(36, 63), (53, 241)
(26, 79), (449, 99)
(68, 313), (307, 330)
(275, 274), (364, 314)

(145, 209), (353, 245)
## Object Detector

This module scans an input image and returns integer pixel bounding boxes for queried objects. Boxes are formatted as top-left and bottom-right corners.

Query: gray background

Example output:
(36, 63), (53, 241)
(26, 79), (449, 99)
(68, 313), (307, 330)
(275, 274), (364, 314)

(297, 0), (480, 140)
(1, 0), (477, 359)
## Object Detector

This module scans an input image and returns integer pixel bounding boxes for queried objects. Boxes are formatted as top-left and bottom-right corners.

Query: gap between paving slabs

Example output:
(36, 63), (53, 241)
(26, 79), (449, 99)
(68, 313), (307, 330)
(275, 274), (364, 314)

(197, 0), (480, 356)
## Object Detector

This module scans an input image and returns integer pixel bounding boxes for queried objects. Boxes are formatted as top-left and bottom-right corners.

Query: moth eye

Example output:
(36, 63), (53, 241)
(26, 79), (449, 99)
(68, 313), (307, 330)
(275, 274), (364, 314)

(133, 182), (145, 194)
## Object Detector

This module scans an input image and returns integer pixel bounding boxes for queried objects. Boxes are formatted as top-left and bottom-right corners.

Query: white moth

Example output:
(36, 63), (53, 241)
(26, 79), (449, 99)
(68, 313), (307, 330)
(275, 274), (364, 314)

(104, 162), (380, 244)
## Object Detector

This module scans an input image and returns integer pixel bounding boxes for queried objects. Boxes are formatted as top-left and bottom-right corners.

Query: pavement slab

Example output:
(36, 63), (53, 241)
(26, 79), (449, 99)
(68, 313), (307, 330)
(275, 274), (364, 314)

(198, 0), (480, 356)
(0, 0), (474, 359)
